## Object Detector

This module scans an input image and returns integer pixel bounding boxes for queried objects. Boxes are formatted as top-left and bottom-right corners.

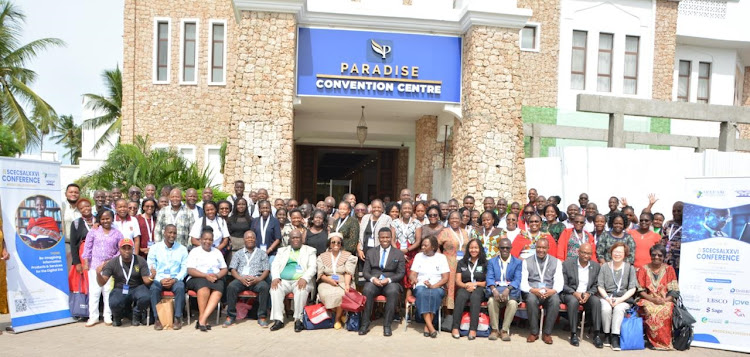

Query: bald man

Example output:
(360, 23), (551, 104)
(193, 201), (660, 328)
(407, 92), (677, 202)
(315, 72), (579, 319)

(154, 188), (195, 246)
(561, 243), (602, 348)
(184, 188), (204, 221)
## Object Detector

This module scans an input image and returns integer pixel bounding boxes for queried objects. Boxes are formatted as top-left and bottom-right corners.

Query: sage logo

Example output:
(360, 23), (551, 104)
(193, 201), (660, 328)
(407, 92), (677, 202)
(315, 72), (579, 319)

(706, 297), (727, 304)
(368, 39), (393, 62)
(706, 307), (723, 314)
(733, 299), (749, 306)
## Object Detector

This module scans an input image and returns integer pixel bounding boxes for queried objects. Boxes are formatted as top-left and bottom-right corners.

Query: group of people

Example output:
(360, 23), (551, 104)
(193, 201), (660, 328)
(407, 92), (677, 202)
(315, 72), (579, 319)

(53, 182), (684, 350)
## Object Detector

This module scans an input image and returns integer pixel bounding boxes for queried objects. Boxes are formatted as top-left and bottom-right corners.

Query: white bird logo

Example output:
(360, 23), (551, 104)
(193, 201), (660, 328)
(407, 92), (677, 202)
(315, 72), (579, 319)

(371, 39), (391, 59)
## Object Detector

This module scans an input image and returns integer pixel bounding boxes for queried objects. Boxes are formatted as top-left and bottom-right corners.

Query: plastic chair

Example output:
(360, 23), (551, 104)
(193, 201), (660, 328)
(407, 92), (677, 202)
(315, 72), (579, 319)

(187, 290), (221, 325)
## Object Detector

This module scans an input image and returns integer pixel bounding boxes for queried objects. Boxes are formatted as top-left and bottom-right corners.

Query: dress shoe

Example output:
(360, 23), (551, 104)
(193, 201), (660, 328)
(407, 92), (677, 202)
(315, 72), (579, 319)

(488, 330), (499, 341)
(501, 330), (511, 342)
(467, 335), (476, 341)
(359, 323), (370, 335)
(154, 320), (163, 331)
(199, 324), (208, 332)
(172, 318), (182, 330)
(430, 331), (438, 338)
(527, 334), (538, 343)
(383, 326), (392, 337)
(113, 317), (122, 327)
(270, 321), (285, 331)
(593, 333), (604, 349)
(131, 314), (141, 327)
(570, 333), (580, 346)
(294, 319), (304, 332)
(543, 334), (553, 344)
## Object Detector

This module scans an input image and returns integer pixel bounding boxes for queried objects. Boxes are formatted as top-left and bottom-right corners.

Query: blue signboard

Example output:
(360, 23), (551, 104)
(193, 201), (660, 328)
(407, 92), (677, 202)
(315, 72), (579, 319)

(297, 27), (462, 103)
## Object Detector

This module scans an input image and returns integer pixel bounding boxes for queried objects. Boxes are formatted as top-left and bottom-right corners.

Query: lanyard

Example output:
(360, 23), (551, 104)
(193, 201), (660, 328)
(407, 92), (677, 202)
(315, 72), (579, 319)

(572, 229), (584, 246)
(169, 209), (179, 225)
(260, 217), (270, 245)
(369, 218), (377, 236)
(499, 258), (509, 281)
(668, 225), (681, 241)
(244, 248), (258, 274)
(82, 217), (93, 231)
(450, 228), (464, 249)
(468, 259), (479, 283)
(144, 216), (154, 242)
(120, 256), (134, 283)
(335, 216), (348, 233)
(331, 252), (341, 275)
(609, 262), (625, 294)
(534, 255), (549, 283)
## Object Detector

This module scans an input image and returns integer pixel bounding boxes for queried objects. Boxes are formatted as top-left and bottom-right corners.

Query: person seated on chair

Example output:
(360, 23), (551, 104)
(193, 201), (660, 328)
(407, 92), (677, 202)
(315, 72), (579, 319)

(409, 235), (450, 338)
(224, 230), (271, 328)
(316, 232), (358, 330)
(269, 229), (317, 332)
(451, 238), (488, 340)
(561, 243), (603, 348)
(520, 237), (563, 344)
(147, 224), (188, 330)
(486, 238), (522, 342)
(186, 227), (228, 332)
(360, 227), (406, 337)
(96, 237), (153, 327)
(597, 242), (637, 351)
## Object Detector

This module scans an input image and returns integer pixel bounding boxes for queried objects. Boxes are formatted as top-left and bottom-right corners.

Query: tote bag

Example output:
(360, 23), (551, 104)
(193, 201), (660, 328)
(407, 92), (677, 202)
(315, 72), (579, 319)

(620, 306), (645, 350)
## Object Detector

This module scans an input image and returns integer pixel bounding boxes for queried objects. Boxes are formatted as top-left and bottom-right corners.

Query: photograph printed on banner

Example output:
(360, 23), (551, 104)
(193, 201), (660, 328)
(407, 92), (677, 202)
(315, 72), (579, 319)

(682, 203), (750, 244)
(15, 195), (63, 250)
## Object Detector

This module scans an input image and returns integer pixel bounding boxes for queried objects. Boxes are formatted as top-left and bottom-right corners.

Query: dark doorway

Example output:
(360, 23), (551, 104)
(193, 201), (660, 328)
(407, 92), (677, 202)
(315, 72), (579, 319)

(295, 145), (398, 205)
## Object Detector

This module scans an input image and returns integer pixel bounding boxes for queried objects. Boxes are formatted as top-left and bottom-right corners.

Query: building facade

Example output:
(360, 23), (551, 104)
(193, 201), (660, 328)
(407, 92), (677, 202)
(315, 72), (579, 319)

(121, 0), (750, 203)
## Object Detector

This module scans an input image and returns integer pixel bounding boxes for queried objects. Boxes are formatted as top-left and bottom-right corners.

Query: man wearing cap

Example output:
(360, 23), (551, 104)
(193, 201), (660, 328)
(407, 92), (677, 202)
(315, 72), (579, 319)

(97, 237), (154, 326)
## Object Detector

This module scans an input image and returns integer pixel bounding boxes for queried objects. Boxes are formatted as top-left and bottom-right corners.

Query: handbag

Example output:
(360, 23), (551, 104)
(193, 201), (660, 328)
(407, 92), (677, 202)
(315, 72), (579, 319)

(346, 312), (361, 331)
(673, 325), (693, 351)
(619, 306), (645, 350)
(340, 287), (366, 313)
(302, 304), (334, 330)
(155, 298), (174, 329)
(672, 296), (696, 330)
(68, 270), (88, 318)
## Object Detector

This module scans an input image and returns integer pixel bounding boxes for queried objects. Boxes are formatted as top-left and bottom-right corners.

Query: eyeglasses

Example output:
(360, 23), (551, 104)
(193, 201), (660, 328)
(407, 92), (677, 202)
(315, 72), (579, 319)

(498, 247), (511, 250)
(129, 191), (141, 195)
(650, 253), (663, 257)
(427, 213), (439, 217)
(330, 241), (342, 245)
(574, 221), (585, 224)
(219, 207), (231, 211)
(639, 219), (651, 222)
(524, 211), (534, 215)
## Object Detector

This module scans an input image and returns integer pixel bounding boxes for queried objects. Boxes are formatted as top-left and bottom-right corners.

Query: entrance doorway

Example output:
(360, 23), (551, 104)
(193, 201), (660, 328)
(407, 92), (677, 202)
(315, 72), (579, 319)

(295, 145), (398, 205)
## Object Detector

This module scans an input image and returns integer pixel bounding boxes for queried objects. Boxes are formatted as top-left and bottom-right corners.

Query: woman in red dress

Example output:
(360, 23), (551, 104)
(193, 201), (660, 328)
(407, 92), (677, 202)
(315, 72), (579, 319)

(636, 244), (679, 350)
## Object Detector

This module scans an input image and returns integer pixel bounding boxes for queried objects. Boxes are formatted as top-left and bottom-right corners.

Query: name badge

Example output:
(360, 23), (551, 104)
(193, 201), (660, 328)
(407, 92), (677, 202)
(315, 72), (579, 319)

(122, 284), (130, 295)
(163, 268), (171, 275)
(147, 241), (154, 247)
(207, 267), (216, 274)
(242, 266), (252, 276)
(457, 251), (465, 259)
(536, 282), (546, 289)
(295, 264), (303, 272)
(379, 274), (385, 280)
(367, 237), (375, 247)
(331, 274), (339, 281)
(260, 244), (268, 251)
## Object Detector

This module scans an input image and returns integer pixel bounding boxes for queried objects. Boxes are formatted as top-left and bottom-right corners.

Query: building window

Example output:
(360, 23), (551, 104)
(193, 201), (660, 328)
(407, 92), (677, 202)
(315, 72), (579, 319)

(153, 18), (171, 83)
(178, 145), (196, 163)
(208, 20), (226, 85)
(677, 60), (691, 102)
(697, 62), (711, 103)
(597, 33), (613, 92)
(571, 30), (587, 90)
(520, 25), (539, 51)
(623, 36), (639, 95)
(180, 20), (198, 84)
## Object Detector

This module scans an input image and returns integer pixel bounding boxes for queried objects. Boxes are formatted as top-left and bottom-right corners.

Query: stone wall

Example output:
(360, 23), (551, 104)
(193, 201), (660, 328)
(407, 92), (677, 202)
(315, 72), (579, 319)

(652, 0), (679, 101)
(454, 26), (526, 203)
(517, 0), (560, 108)
(121, 0), (236, 170)
(741, 67), (750, 139)
(397, 147), (409, 192)
(223, 11), (297, 198)
(414, 115), (437, 196)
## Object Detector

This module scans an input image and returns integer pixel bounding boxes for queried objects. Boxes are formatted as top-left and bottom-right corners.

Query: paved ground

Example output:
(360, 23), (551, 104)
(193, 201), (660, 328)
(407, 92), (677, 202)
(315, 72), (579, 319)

(0, 313), (745, 356)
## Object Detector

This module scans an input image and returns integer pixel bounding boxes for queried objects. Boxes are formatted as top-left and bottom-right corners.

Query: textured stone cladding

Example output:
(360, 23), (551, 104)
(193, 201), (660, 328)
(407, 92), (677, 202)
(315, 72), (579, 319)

(454, 26), (526, 203)
(517, 0), (560, 108)
(741, 67), (750, 140)
(121, 0), (236, 170)
(223, 11), (297, 198)
(397, 147), (409, 193)
(653, 0), (678, 101)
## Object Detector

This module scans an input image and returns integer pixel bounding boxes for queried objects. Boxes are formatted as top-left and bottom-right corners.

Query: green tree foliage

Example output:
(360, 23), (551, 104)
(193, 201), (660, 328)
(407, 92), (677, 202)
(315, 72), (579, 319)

(0, 123), (22, 156)
(50, 114), (81, 164)
(82, 66), (121, 152)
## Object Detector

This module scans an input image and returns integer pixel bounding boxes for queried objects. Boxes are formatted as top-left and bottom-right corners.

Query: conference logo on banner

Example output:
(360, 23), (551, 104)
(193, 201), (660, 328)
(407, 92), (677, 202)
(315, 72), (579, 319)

(682, 177), (750, 353)
(0, 157), (74, 332)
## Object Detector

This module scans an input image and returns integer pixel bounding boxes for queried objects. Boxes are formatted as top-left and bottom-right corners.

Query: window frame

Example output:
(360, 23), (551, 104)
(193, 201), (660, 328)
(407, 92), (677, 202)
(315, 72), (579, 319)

(207, 19), (228, 86)
(179, 18), (200, 85)
(697, 61), (711, 104)
(177, 144), (197, 164)
(570, 30), (587, 90)
(519, 23), (540, 52)
(677, 60), (691, 102)
(623, 35), (639, 95)
(596, 32), (614, 93)
(152, 17), (172, 84)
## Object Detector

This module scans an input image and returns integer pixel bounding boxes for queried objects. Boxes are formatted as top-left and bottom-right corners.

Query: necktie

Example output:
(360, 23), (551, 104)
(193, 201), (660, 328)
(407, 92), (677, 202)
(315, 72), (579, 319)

(380, 249), (387, 269)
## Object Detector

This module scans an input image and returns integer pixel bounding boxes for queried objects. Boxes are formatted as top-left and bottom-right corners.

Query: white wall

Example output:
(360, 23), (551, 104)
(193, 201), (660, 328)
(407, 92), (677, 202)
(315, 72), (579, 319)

(525, 146), (750, 215)
(677, 0), (750, 43)
(673, 45), (738, 105)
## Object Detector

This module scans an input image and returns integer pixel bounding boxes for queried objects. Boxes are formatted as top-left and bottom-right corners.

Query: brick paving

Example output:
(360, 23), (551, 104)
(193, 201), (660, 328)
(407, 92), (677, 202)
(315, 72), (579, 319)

(0, 313), (743, 356)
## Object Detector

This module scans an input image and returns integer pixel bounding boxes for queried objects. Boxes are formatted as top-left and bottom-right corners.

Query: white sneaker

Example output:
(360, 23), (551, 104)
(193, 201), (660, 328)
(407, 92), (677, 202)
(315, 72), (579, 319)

(103, 316), (113, 325)
(85, 318), (99, 327)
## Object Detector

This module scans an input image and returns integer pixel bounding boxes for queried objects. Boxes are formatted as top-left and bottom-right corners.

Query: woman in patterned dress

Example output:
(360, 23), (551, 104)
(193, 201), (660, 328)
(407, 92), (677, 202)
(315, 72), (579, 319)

(636, 244), (679, 350)
(473, 210), (506, 259)
(391, 200), (423, 300)
(437, 210), (469, 310)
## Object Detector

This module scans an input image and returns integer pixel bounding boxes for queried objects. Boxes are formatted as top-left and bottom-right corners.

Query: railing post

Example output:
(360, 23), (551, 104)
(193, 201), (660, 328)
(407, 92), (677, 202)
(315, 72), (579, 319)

(718, 121), (736, 152)
(608, 112), (625, 148)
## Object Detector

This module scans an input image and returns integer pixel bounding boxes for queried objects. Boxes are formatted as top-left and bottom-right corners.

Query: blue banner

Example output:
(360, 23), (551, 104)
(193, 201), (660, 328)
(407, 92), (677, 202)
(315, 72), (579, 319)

(1, 157), (74, 332)
(297, 27), (462, 103)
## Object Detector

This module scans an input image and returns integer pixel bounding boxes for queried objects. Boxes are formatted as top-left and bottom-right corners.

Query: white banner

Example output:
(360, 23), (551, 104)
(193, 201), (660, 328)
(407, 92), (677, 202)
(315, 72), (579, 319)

(1, 157), (74, 332)
(682, 177), (750, 353)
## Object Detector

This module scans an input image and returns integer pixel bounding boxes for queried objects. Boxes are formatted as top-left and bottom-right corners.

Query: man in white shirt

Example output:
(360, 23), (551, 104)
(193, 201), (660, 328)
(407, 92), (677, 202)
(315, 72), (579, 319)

(112, 198), (141, 247)
(561, 243), (602, 348)
(269, 230), (316, 332)
(520, 238), (563, 344)
(251, 188), (275, 218)
(62, 183), (82, 256)
(197, 187), (213, 209)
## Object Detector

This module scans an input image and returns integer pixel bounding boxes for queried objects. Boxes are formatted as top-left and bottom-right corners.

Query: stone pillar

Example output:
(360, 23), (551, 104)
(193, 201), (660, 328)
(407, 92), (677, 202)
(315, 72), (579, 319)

(223, 11), (296, 198)
(454, 26), (526, 203)
(397, 147), (409, 193)
(740, 67), (750, 140)
(652, 0), (679, 101)
(414, 115), (438, 196)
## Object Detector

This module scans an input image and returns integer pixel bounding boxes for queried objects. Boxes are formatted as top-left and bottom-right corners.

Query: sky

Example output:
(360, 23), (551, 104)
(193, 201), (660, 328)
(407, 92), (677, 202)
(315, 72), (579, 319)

(20, 0), (124, 163)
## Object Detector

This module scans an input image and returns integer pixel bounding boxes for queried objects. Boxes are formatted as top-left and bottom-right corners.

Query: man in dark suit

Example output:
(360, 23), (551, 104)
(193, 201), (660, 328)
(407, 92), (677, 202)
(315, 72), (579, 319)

(360, 227), (405, 337)
(561, 243), (602, 348)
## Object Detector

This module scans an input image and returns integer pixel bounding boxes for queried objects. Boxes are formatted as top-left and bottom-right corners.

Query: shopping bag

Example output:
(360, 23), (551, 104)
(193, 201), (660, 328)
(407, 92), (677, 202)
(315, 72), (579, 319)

(346, 312), (361, 331)
(156, 298), (174, 329)
(459, 312), (491, 336)
(68, 269), (88, 295)
(302, 304), (334, 330)
(69, 292), (89, 318)
(620, 306), (645, 350)
(340, 288), (366, 313)
(236, 301), (253, 320)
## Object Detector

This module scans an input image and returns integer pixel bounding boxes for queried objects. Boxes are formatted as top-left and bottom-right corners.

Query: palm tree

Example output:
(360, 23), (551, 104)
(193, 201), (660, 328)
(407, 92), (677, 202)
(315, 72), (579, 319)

(82, 66), (121, 152)
(32, 107), (58, 152)
(0, 1), (64, 150)
(50, 114), (81, 164)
